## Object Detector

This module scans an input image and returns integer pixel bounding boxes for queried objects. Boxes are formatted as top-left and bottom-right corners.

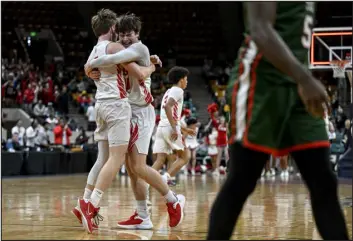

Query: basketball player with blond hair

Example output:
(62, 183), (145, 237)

(85, 13), (186, 230)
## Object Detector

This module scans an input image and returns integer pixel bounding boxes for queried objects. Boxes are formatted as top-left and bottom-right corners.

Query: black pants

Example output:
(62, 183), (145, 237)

(207, 142), (349, 240)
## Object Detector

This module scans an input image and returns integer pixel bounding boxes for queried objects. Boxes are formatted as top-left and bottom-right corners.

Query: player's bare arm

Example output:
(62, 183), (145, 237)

(86, 43), (156, 82)
(85, 42), (154, 81)
(164, 98), (179, 141)
(181, 126), (196, 136)
(247, 2), (329, 117)
(107, 42), (155, 80)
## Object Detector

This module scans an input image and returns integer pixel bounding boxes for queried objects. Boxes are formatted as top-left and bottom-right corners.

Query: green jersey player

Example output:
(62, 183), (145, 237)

(207, 2), (349, 240)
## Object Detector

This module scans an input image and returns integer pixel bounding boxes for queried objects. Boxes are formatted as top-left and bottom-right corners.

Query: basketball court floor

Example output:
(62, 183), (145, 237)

(2, 174), (352, 240)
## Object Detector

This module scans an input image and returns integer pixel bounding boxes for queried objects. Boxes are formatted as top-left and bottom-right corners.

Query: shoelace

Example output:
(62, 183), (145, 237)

(93, 213), (104, 226)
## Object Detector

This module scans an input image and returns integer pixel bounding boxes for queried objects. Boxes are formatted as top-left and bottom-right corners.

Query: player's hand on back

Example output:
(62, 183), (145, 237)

(298, 77), (330, 118)
(186, 128), (197, 136)
(150, 55), (162, 67)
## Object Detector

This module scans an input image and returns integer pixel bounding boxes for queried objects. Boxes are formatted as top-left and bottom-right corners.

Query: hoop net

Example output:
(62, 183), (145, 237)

(330, 60), (350, 78)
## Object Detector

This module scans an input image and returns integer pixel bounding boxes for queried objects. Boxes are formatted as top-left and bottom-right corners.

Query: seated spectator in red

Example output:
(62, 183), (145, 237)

(23, 83), (35, 109)
(53, 118), (72, 146)
(16, 90), (23, 105)
(42, 83), (54, 105)
(77, 91), (91, 112)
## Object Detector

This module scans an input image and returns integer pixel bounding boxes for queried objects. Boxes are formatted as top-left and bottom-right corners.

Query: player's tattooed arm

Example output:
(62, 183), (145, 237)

(247, 2), (330, 117)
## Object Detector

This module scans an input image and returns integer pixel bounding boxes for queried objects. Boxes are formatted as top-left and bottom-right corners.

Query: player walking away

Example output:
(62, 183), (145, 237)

(85, 13), (186, 230)
(207, 2), (349, 240)
(74, 9), (156, 234)
(152, 67), (196, 184)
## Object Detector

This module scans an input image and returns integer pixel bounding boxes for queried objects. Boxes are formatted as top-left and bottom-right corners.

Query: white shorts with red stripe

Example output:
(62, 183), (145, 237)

(128, 104), (155, 154)
(153, 125), (185, 155)
(94, 99), (131, 147)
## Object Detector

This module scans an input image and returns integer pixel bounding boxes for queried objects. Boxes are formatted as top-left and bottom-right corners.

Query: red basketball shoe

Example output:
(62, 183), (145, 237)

(166, 194), (186, 228)
(76, 199), (100, 233)
(117, 211), (153, 230)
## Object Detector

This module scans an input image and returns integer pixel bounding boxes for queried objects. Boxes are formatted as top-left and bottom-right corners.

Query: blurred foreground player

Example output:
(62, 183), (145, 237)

(207, 2), (349, 240)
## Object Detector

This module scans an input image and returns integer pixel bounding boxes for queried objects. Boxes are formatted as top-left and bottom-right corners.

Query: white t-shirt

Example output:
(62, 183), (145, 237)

(11, 125), (26, 146)
(26, 126), (36, 147)
(86, 105), (96, 122)
(159, 86), (184, 127)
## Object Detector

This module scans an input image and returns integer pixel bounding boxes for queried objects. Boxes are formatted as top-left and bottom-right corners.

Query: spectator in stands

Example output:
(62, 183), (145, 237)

(16, 89), (23, 105)
(23, 83), (35, 112)
(77, 90), (91, 113)
(33, 100), (47, 118)
(53, 118), (72, 146)
(2, 73), (17, 106)
(335, 105), (348, 132)
(41, 82), (54, 105)
(75, 126), (89, 145)
(6, 132), (21, 152)
(86, 102), (96, 131)
(343, 119), (352, 151)
(35, 121), (49, 149)
(57, 86), (69, 115)
(11, 120), (26, 147)
(26, 119), (39, 150)
(46, 102), (55, 117)
(46, 113), (58, 130)
(325, 111), (336, 142)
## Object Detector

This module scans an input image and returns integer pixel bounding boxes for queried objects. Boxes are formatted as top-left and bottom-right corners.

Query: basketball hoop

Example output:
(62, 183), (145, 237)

(330, 60), (350, 78)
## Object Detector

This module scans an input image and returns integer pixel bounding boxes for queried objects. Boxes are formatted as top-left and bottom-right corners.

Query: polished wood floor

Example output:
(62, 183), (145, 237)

(2, 174), (352, 240)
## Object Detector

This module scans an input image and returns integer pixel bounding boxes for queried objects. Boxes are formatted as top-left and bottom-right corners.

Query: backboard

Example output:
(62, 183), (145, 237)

(309, 27), (352, 71)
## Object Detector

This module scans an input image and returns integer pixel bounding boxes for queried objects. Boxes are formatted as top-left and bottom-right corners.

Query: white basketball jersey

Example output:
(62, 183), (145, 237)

(126, 41), (153, 106)
(159, 86), (184, 127)
(88, 40), (127, 101)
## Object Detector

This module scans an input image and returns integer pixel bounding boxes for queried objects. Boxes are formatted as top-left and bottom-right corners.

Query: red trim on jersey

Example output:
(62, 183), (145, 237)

(140, 82), (153, 104)
(116, 65), (127, 98)
(172, 103), (178, 121)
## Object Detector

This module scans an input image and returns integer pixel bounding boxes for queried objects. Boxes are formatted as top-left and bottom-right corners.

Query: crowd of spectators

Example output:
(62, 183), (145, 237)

(1, 56), (95, 152)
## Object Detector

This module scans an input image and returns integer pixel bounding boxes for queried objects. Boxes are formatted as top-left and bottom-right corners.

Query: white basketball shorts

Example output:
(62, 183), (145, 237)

(185, 137), (199, 149)
(128, 104), (155, 154)
(94, 99), (131, 147)
(153, 125), (185, 154)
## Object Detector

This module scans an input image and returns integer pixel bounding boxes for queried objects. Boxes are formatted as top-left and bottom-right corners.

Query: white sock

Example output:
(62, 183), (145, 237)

(161, 173), (169, 184)
(136, 200), (148, 219)
(90, 188), (104, 208)
(83, 188), (92, 201)
(164, 190), (177, 203)
(145, 184), (150, 200)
